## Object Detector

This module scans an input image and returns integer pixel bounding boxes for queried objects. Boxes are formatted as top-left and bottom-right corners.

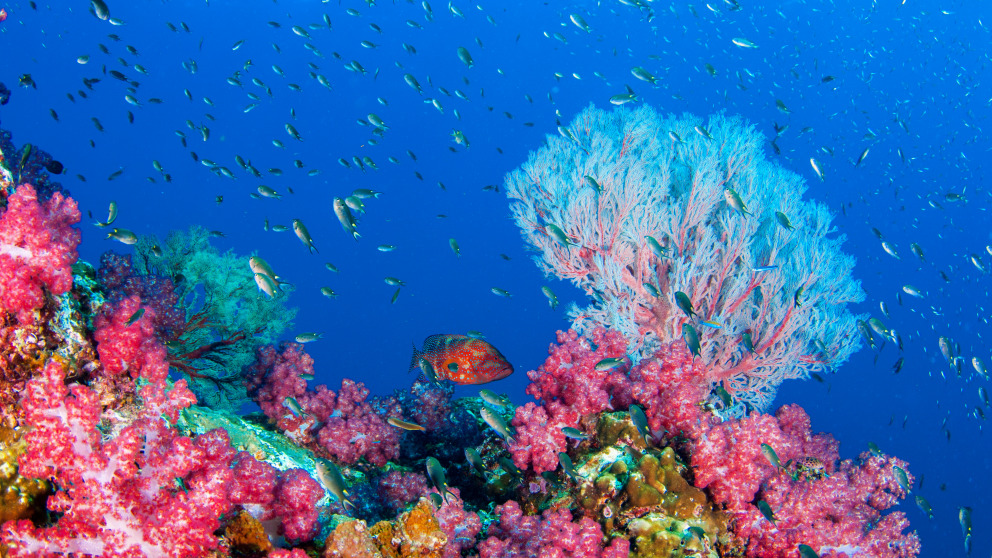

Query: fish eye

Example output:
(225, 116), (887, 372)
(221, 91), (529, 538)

(448, 362), (458, 372)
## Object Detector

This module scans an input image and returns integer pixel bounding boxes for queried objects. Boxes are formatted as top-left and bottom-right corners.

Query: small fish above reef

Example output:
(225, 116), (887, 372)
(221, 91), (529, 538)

(387, 417), (425, 432)
(409, 334), (513, 385)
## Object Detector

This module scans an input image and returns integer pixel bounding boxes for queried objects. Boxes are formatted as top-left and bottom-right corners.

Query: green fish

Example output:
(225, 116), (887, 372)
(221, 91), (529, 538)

(558, 452), (582, 480)
(645, 235), (668, 258)
(713, 383), (733, 408)
(893, 466), (911, 492)
(724, 188), (751, 216)
(561, 427), (589, 440)
(546, 223), (575, 246)
(629, 404), (650, 442)
(797, 544), (819, 558)
(774, 211), (793, 230)
(682, 323), (701, 358)
(315, 460), (353, 510)
(125, 307), (145, 326)
(742, 331), (755, 353)
(761, 443), (782, 468)
(479, 389), (511, 407)
(674, 291), (696, 318)
(584, 175), (603, 193)
(465, 447), (487, 476)
(642, 283), (660, 298)
(427, 492), (443, 510)
(480, 407), (515, 444)
(594, 357), (626, 371)
(425, 457), (455, 503)
(541, 286), (559, 309)
(756, 499), (776, 524)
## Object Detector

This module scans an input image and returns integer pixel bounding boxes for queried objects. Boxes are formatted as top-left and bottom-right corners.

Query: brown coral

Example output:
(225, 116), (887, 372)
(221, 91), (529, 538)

(324, 499), (447, 558)
(224, 510), (274, 556)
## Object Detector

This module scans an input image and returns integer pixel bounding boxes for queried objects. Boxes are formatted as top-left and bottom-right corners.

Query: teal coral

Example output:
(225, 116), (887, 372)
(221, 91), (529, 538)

(134, 226), (296, 409)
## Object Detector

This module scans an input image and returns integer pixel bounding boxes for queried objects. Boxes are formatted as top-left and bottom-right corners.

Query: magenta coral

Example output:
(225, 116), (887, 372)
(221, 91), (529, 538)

(303, 378), (401, 467)
(477, 500), (629, 558)
(430, 487), (481, 558)
(272, 469), (323, 542)
(378, 470), (429, 513)
(526, 329), (633, 415)
(244, 342), (312, 421)
(402, 378), (453, 431)
(0, 183), (81, 324)
(738, 453), (920, 557)
(93, 294), (161, 379)
(97, 251), (186, 341)
(244, 343), (402, 467)
(509, 329), (633, 474)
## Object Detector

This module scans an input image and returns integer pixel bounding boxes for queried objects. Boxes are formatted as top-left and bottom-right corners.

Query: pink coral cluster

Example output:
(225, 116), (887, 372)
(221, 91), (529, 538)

(377, 470), (429, 513)
(691, 404), (920, 557)
(309, 379), (402, 467)
(0, 357), (228, 557)
(92, 294), (161, 379)
(244, 343), (402, 467)
(477, 500), (629, 558)
(244, 342), (312, 422)
(228, 452), (326, 541)
(97, 251), (186, 340)
(513, 328), (919, 557)
(430, 488), (481, 558)
(0, 183), (81, 324)
(509, 329), (633, 474)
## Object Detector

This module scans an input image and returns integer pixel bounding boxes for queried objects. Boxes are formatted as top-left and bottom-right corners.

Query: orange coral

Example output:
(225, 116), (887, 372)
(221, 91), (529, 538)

(323, 499), (447, 558)
(224, 510), (274, 555)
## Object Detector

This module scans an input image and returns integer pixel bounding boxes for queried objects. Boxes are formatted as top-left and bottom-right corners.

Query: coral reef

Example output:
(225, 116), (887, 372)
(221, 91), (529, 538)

(0, 118), (917, 558)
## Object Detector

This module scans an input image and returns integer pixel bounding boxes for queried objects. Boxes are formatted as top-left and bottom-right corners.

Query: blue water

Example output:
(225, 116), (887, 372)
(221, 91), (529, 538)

(2, 0), (989, 554)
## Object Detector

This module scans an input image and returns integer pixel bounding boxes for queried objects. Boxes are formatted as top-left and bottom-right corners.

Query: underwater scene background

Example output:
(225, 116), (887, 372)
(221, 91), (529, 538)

(0, 0), (989, 556)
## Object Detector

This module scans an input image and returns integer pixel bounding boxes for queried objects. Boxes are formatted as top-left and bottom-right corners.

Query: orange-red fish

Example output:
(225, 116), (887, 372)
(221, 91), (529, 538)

(409, 334), (513, 385)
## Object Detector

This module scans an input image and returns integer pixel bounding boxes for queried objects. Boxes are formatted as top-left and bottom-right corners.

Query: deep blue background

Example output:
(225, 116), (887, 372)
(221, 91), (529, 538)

(2, 0), (990, 555)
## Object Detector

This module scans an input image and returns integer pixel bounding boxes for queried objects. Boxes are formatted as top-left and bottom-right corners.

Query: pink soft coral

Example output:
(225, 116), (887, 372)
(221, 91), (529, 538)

(431, 488), (481, 558)
(477, 500), (629, 558)
(509, 329), (633, 474)
(0, 358), (232, 558)
(0, 183), (81, 323)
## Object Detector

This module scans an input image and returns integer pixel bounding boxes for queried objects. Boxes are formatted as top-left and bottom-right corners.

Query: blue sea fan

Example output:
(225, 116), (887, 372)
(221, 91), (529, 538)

(505, 104), (866, 412)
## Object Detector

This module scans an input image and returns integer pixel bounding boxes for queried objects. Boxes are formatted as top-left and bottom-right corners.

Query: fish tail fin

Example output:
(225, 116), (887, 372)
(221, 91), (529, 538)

(352, 231), (361, 240)
(408, 343), (421, 373)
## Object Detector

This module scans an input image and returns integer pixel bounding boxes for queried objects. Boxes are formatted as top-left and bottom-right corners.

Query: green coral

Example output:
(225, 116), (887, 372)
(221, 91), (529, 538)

(132, 226), (295, 410)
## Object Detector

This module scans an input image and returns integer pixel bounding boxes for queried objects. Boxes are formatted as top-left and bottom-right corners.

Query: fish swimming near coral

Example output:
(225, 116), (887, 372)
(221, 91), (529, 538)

(409, 334), (513, 385)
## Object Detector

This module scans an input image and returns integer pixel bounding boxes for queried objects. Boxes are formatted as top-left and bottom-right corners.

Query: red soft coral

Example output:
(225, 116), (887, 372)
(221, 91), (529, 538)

(0, 183), (81, 323)
(0, 359), (231, 558)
